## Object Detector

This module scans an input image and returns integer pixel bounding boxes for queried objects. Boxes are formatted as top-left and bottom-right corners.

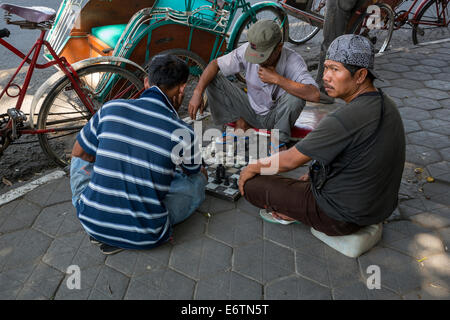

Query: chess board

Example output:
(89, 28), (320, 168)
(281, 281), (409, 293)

(205, 164), (242, 202)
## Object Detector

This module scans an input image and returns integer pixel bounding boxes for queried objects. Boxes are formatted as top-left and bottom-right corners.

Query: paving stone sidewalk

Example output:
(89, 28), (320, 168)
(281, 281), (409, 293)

(0, 39), (449, 300)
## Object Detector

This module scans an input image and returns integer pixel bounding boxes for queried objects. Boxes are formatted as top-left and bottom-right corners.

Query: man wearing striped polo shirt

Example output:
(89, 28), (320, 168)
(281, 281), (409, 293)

(70, 55), (207, 255)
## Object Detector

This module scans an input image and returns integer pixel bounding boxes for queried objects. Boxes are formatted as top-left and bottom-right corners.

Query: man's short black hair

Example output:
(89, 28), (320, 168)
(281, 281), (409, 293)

(342, 63), (375, 82)
(147, 54), (189, 89)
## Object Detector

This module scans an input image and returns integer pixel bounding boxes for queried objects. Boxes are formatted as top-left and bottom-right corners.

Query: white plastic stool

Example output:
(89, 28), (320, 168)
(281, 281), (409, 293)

(310, 223), (383, 258)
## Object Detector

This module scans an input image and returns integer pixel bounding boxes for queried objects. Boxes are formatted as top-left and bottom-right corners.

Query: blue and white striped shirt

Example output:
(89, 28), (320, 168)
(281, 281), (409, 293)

(76, 86), (201, 249)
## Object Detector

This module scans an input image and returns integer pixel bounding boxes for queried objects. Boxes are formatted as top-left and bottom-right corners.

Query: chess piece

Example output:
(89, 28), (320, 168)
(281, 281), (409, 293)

(223, 175), (229, 186)
(213, 165), (222, 184)
(231, 178), (239, 189)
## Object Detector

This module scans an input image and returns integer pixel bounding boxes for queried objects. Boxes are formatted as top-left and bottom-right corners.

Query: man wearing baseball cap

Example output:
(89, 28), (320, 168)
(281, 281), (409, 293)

(238, 34), (405, 254)
(188, 19), (320, 148)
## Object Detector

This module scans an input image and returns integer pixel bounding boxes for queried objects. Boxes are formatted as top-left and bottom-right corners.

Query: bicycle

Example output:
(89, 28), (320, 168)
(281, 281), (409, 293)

(0, 4), (145, 167)
(279, 0), (395, 53)
(389, 0), (449, 44)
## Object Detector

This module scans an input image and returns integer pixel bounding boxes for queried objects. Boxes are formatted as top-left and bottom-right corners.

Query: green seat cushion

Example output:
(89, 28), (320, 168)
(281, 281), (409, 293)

(91, 23), (147, 49)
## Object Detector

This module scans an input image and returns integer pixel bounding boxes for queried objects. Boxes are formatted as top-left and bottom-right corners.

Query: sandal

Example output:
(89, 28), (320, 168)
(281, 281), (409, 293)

(259, 209), (300, 225)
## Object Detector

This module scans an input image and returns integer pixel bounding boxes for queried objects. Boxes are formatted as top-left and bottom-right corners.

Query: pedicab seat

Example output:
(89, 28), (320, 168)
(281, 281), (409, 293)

(0, 3), (56, 24)
(91, 23), (148, 50)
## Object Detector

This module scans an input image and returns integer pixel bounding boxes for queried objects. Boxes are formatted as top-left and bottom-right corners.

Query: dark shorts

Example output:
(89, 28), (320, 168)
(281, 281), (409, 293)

(243, 175), (361, 236)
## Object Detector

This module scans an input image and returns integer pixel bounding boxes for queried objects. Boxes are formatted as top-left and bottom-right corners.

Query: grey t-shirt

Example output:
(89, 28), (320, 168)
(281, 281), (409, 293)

(296, 92), (405, 225)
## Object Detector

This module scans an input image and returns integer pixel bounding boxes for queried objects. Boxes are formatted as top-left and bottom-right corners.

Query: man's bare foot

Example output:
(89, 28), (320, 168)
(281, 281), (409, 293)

(272, 211), (296, 222)
(235, 117), (252, 132)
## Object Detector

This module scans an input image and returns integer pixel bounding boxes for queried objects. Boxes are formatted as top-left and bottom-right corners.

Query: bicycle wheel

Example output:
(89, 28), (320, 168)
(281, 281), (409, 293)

(350, 3), (395, 53)
(147, 49), (207, 119)
(412, 0), (449, 45)
(231, 7), (288, 82)
(287, 0), (324, 45)
(37, 64), (144, 167)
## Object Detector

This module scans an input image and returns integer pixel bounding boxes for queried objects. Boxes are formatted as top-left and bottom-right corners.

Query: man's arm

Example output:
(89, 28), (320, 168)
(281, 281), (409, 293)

(258, 66), (320, 102)
(188, 59), (220, 120)
(72, 140), (95, 163)
(238, 147), (311, 195)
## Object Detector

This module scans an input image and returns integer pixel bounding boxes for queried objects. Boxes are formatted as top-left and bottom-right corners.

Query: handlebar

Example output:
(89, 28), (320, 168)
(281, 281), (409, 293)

(0, 28), (10, 38)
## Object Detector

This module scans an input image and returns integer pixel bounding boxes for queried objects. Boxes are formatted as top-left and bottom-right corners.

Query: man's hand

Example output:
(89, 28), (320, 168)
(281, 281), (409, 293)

(258, 66), (280, 85)
(188, 91), (204, 120)
(238, 165), (258, 196)
(200, 166), (208, 180)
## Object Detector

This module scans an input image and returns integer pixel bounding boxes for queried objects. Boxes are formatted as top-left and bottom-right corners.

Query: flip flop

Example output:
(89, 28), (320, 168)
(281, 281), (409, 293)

(259, 209), (300, 225)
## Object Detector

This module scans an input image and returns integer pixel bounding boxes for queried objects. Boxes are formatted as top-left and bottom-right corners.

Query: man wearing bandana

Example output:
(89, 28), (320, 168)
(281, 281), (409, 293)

(188, 20), (320, 149)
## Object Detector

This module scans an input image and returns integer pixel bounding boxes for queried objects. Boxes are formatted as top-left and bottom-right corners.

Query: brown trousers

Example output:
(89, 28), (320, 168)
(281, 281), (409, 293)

(244, 175), (361, 236)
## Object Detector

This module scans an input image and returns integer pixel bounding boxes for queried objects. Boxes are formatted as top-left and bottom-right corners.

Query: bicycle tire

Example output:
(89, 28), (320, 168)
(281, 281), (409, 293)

(146, 49), (207, 119)
(287, 0), (323, 45)
(37, 64), (144, 167)
(412, 0), (450, 45)
(350, 3), (395, 54)
(232, 6), (288, 83)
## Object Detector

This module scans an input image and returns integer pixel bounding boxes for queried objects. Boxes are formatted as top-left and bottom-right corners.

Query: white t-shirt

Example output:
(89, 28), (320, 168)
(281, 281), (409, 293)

(217, 43), (318, 115)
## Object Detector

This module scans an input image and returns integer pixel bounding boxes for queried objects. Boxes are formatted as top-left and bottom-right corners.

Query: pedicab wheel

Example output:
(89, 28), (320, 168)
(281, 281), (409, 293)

(350, 3), (395, 54)
(37, 64), (144, 167)
(412, 0), (450, 45)
(287, 0), (324, 45)
(231, 6), (289, 83)
(147, 49), (208, 118)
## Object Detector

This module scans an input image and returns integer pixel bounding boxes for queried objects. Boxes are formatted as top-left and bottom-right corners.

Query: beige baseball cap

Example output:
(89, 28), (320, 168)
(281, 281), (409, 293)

(244, 19), (282, 64)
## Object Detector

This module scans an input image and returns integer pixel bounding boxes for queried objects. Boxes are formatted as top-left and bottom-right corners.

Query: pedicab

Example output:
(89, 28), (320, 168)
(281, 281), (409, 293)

(44, 0), (289, 114)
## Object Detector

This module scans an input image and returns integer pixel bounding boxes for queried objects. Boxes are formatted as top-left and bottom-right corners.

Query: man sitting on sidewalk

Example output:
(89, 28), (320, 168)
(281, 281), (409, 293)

(239, 35), (405, 240)
(188, 19), (320, 149)
(70, 54), (207, 255)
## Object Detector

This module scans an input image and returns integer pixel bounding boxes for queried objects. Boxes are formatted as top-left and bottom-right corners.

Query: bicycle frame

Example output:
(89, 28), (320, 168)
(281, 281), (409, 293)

(0, 29), (95, 135)
(391, 0), (447, 28)
(278, 0), (325, 28)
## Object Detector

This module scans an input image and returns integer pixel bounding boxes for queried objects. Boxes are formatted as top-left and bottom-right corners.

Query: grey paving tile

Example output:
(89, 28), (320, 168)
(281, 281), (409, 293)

(130, 267), (196, 299)
(391, 79), (425, 90)
(424, 80), (450, 91)
(55, 265), (102, 300)
(42, 233), (85, 273)
(233, 239), (295, 284)
(439, 147), (450, 162)
(332, 280), (402, 300)
(292, 224), (330, 261)
(403, 71), (434, 81)
(17, 262), (64, 299)
(420, 119), (450, 136)
(415, 88), (450, 100)
(426, 161), (450, 183)
(92, 266), (130, 300)
(0, 199), (41, 234)
(264, 275), (332, 300)
(409, 212), (450, 230)
(171, 211), (207, 245)
(432, 73), (450, 82)
(23, 179), (60, 207)
(124, 278), (160, 300)
(408, 131), (450, 149)
(358, 247), (424, 295)
(32, 201), (80, 238)
(195, 271), (262, 300)
(376, 70), (403, 80)
(0, 229), (52, 272)
(207, 208), (262, 247)
(380, 63), (410, 73)
(421, 59), (448, 68)
(403, 96), (443, 111)
(169, 237), (232, 280)
(383, 87), (414, 99)
(390, 58), (419, 67)
(402, 119), (422, 134)
(412, 65), (441, 74)
(400, 107), (433, 121)
(403, 285), (450, 300)
(405, 144), (442, 166)
(385, 230), (445, 260)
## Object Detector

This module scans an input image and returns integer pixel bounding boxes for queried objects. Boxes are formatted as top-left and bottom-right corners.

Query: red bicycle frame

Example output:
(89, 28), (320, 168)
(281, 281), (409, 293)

(0, 29), (95, 134)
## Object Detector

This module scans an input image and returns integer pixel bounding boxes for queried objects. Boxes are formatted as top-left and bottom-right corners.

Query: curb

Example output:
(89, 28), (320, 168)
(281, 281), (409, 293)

(0, 170), (66, 206)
